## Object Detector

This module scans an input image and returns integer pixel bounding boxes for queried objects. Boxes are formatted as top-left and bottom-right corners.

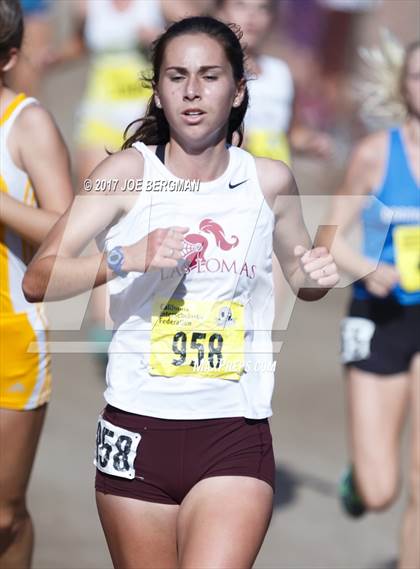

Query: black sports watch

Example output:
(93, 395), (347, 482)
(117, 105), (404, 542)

(106, 246), (127, 277)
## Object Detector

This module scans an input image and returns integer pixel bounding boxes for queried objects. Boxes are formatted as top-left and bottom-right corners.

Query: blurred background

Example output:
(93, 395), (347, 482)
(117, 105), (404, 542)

(7, 1), (419, 567)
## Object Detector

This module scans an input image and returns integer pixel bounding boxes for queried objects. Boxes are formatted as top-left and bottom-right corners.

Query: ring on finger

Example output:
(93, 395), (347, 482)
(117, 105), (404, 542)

(167, 248), (174, 258)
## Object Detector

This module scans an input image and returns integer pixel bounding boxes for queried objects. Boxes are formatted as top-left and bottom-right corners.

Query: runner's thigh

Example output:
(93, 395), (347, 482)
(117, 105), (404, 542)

(96, 493), (179, 569)
(177, 476), (273, 569)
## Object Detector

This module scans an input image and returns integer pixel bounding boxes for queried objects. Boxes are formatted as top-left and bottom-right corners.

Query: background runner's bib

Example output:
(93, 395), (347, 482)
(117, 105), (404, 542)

(393, 226), (420, 292)
(246, 130), (290, 164)
(86, 53), (151, 103)
(245, 55), (293, 166)
(97, 144), (275, 420)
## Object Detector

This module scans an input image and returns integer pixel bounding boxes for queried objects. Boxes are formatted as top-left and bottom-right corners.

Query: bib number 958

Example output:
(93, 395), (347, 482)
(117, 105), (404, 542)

(172, 331), (223, 369)
(94, 416), (141, 480)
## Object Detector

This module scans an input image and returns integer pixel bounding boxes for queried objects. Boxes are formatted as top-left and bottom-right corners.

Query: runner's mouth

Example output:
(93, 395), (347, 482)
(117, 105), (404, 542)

(181, 109), (206, 123)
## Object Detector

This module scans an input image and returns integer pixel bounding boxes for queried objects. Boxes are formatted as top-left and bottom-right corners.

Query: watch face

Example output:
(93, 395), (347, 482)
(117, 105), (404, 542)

(108, 247), (124, 270)
(109, 250), (122, 264)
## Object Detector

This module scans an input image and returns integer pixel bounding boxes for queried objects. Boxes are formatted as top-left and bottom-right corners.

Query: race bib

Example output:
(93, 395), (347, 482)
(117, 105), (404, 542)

(393, 225), (420, 292)
(149, 298), (245, 380)
(94, 416), (141, 480)
(246, 130), (291, 164)
(340, 317), (375, 364)
(89, 58), (151, 102)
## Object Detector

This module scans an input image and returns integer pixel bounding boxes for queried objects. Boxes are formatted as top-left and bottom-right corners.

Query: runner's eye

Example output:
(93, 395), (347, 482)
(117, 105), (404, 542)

(204, 75), (218, 81)
(170, 75), (184, 82)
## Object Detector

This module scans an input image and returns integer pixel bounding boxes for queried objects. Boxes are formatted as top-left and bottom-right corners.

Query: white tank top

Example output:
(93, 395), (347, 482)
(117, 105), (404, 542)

(245, 55), (294, 134)
(84, 0), (164, 53)
(0, 94), (45, 318)
(99, 142), (275, 420)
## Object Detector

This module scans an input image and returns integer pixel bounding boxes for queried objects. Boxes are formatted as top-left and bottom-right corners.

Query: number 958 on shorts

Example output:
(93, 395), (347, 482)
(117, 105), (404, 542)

(149, 298), (245, 381)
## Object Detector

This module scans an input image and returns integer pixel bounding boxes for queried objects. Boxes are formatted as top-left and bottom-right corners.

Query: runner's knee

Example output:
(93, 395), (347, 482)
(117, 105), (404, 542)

(358, 472), (398, 510)
(0, 502), (28, 547)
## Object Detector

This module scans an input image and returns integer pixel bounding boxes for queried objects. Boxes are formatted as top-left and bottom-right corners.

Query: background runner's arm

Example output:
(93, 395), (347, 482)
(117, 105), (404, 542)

(0, 105), (73, 244)
(324, 134), (399, 295)
(50, 0), (87, 65)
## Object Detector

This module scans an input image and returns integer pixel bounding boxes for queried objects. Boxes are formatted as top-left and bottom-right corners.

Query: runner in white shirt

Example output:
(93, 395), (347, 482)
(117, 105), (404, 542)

(24, 16), (339, 569)
(216, 0), (332, 165)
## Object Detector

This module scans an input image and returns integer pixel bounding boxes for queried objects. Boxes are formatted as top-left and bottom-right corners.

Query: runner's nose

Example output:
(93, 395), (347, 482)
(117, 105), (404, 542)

(184, 76), (201, 101)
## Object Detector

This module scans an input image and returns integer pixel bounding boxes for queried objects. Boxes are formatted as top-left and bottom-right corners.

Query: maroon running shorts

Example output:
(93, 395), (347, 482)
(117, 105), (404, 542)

(95, 405), (275, 505)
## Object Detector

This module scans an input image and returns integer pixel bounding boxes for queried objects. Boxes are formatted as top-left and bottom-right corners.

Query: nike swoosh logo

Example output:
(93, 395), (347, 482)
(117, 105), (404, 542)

(229, 179), (248, 189)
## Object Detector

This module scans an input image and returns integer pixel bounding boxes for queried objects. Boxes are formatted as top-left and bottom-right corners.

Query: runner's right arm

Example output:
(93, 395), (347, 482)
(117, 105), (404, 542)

(325, 133), (400, 296)
(45, 0), (87, 67)
(23, 150), (187, 302)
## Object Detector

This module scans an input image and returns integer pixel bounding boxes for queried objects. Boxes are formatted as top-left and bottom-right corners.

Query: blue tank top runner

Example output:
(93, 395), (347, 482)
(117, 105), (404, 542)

(353, 128), (420, 305)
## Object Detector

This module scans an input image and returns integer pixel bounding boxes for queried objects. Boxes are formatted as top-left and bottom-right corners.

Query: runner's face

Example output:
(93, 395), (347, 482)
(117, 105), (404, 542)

(404, 47), (420, 118)
(156, 34), (244, 148)
(218, 0), (272, 53)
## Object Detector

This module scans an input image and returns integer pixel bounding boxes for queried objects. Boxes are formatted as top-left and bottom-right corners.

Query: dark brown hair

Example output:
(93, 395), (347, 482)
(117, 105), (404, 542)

(0, 0), (23, 66)
(122, 16), (249, 149)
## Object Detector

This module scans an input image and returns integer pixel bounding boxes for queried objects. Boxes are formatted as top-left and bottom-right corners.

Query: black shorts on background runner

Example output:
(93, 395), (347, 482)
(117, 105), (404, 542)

(341, 297), (420, 375)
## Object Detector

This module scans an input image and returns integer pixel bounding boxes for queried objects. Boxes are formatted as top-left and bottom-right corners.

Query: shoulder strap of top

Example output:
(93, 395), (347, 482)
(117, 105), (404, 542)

(0, 95), (39, 139)
(155, 144), (166, 164)
(0, 93), (26, 126)
(388, 127), (406, 173)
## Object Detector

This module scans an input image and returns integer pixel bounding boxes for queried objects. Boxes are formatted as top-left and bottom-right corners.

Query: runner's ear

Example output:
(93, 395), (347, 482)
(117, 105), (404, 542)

(154, 93), (162, 109)
(232, 79), (246, 108)
(1, 48), (19, 73)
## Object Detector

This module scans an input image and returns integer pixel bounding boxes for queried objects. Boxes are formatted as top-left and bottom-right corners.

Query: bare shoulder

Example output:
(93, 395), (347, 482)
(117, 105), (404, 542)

(351, 130), (388, 168)
(79, 147), (144, 214)
(91, 148), (144, 178)
(11, 103), (69, 173)
(87, 147), (144, 188)
(339, 130), (390, 195)
(14, 102), (58, 137)
(254, 157), (295, 207)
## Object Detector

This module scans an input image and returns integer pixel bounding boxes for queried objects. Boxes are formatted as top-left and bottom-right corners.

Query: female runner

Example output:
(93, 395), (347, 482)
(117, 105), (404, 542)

(328, 39), (420, 569)
(23, 17), (339, 569)
(215, 0), (332, 164)
(0, 1), (73, 567)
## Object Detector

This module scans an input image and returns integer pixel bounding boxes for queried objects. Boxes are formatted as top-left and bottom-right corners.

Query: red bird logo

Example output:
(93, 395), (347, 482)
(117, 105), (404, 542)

(182, 219), (239, 269)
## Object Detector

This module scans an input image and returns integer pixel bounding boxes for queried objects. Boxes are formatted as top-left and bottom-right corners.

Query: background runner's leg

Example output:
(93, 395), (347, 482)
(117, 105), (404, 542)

(347, 368), (409, 510)
(0, 405), (47, 569)
(399, 354), (420, 569)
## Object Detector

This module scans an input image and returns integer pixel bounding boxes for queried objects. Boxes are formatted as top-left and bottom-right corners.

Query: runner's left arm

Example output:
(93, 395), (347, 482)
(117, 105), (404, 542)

(256, 157), (339, 300)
